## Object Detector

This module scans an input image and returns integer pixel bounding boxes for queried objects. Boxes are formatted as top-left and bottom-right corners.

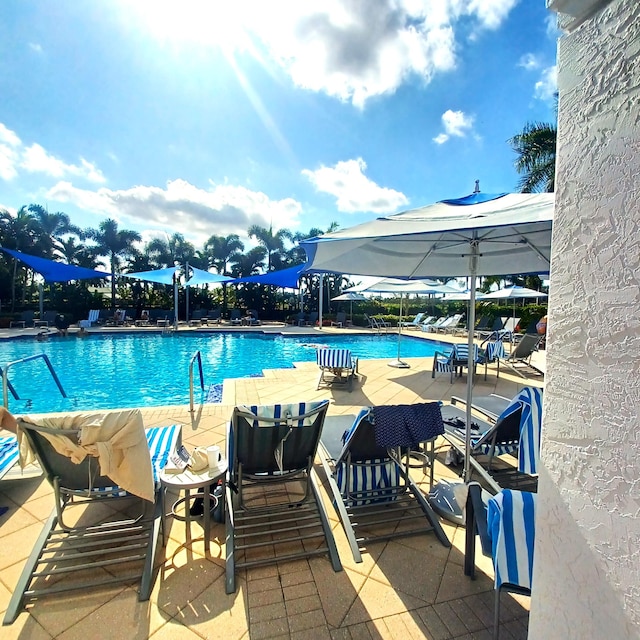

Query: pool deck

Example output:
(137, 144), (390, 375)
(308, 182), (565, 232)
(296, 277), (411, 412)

(0, 323), (543, 639)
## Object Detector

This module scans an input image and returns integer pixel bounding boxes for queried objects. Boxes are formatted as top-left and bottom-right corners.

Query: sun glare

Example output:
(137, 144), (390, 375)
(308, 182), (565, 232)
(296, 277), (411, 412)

(132, 0), (252, 53)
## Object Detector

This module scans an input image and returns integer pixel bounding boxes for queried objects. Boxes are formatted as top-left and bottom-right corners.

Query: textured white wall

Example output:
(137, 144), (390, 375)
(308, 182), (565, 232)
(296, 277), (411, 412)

(530, 1), (640, 638)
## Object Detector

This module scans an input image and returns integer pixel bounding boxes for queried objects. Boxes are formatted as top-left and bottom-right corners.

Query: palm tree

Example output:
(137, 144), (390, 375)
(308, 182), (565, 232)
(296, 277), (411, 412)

(509, 121), (557, 193)
(247, 224), (292, 272)
(85, 219), (141, 310)
(146, 233), (195, 268)
(230, 247), (266, 278)
(27, 204), (82, 258)
(205, 234), (245, 313)
(0, 207), (42, 310)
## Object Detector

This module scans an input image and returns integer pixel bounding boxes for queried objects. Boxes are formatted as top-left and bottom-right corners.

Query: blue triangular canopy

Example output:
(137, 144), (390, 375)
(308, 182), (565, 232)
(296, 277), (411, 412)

(186, 267), (231, 286)
(122, 266), (178, 285)
(232, 264), (306, 289)
(439, 192), (508, 205)
(1, 248), (110, 282)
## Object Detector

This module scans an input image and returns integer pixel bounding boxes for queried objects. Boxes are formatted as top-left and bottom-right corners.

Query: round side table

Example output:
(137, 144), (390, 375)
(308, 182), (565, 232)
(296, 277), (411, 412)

(160, 458), (227, 554)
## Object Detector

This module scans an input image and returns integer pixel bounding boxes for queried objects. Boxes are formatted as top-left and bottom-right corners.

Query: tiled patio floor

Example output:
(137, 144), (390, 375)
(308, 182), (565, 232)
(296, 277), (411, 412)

(0, 325), (543, 639)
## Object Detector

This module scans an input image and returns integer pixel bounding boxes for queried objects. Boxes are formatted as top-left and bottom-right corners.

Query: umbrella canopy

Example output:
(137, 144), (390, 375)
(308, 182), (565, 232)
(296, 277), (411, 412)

(442, 289), (486, 301)
(301, 191), (554, 516)
(344, 278), (461, 368)
(301, 193), (553, 278)
(331, 292), (368, 301)
(344, 277), (458, 295)
(482, 285), (548, 300)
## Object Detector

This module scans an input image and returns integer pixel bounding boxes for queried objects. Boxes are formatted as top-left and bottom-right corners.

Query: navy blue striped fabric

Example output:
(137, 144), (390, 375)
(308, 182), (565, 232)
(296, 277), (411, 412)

(372, 402), (444, 447)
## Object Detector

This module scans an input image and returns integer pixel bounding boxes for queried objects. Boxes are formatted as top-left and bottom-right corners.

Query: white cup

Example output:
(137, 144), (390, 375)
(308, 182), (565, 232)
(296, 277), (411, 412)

(206, 445), (221, 469)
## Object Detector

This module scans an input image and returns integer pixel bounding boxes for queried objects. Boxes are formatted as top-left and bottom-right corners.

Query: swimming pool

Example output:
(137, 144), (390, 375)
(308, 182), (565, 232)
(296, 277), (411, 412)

(0, 331), (445, 414)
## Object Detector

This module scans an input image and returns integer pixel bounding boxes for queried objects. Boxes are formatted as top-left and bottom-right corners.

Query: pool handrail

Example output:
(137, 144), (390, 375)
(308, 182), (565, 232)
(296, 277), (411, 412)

(2, 353), (67, 408)
(189, 351), (205, 413)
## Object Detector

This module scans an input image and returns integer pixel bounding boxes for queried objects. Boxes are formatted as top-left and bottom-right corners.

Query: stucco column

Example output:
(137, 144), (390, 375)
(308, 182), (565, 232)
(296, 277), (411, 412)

(530, 1), (640, 637)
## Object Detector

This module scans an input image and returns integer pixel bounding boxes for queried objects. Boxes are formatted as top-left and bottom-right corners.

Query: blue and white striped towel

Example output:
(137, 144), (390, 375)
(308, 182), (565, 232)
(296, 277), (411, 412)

(488, 489), (536, 590)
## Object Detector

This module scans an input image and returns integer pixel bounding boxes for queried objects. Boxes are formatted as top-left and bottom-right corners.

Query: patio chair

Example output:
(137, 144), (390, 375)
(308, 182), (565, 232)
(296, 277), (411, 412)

(229, 309), (243, 325)
(304, 311), (318, 326)
(316, 348), (358, 391)
(500, 333), (544, 377)
(331, 311), (347, 327)
(225, 400), (341, 593)
(440, 386), (543, 494)
(208, 308), (222, 324)
(399, 312), (426, 328)
(3, 411), (181, 624)
(464, 484), (536, 640)
(317, 405), (450, 562)
(477, 316), (507, 340)
(289, 311), (306, 326)
(244, 309), (261, 326)
(432, 343), (480, 383)
(477, 338), (507, 379)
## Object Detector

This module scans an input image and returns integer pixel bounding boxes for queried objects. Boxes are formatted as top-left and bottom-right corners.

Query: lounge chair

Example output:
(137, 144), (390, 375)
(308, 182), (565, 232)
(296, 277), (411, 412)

(331, 311), (347, 327)
(399, 312), (426, 328)
(79, 309), (100, 329)
(432, 343), (480, 383)
(10, 310), (35, 329)
(188, 309), (207, 326)
(437, 313), (465, 334)
(207, 308), (222, 324)
(289, 311), (306, 326)
(316, 348), (358, 391)
(477, 316), (507, 340)
(244, 309), (261, 326)
(4, 411), (181, 624)
(225, 401), (342, 593)
(501, 333), (544, 377)
(317, 405), (450, 562)
(421, 315), (448, 332)
(439, 386), (543, 494)
(464, 484), (536, 640)
(229, 309), (243, 325)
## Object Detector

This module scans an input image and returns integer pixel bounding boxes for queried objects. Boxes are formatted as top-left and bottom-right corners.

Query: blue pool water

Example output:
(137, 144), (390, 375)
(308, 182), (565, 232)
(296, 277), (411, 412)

(0, 331), (445, 414)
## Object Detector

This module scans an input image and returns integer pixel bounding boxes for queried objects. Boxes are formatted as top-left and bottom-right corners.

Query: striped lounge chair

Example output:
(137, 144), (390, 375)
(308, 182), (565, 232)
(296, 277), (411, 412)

(225, 401), (342, 593)
(317, 404), (450, 562)
(432, 343), (480, 383)
(316, 348), (359, 391)
(464, 484), (536, 639)
(4, 414), (181, 625)
(0, 436), (19, 481)
(441, 387), (544, 494)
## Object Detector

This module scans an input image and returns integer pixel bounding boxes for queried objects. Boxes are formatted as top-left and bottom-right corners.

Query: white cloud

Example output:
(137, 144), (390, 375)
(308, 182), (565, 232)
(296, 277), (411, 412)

(21, 144), (106, 183)
(0, 122), (106, 184)
(302, 158), (408, 213)
(29, 42), (43, 54)
(46, 179), (303, 246)
(233, 0), (518, 108)
(433, 109), (475, 144)
(534, 65), (557, 101)
(518, 53), (540, 71)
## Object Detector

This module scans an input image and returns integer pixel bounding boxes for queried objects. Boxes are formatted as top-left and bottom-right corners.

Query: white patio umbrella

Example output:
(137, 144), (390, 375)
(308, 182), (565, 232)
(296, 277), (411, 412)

(344, 277), (460, 368)
(330, 291), (367, 323)
(301, 191), (554, 522)
(482, 285), (548, 323)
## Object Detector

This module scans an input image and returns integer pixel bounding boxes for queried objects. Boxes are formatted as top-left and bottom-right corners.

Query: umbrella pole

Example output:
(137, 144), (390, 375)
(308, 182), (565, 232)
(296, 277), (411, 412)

(388, 292), (409, 368)
(427, 243), (478, 525)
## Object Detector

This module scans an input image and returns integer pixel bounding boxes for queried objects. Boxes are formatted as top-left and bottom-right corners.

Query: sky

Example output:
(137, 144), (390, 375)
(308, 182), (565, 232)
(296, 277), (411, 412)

(0, 0), (558, 253)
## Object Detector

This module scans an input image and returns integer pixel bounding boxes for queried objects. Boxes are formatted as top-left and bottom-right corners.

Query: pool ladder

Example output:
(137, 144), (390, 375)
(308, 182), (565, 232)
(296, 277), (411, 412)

(2, 354), (67, 408)
(189, 351), (205, 413)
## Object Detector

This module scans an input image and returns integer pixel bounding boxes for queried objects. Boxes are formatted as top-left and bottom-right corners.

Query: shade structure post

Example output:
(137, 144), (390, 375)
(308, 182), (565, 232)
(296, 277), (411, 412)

(185, 262), (190, 323)
(39, 283), (44, 318)
(318, 273), (324, 330)
(174, 275), (179, 330)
